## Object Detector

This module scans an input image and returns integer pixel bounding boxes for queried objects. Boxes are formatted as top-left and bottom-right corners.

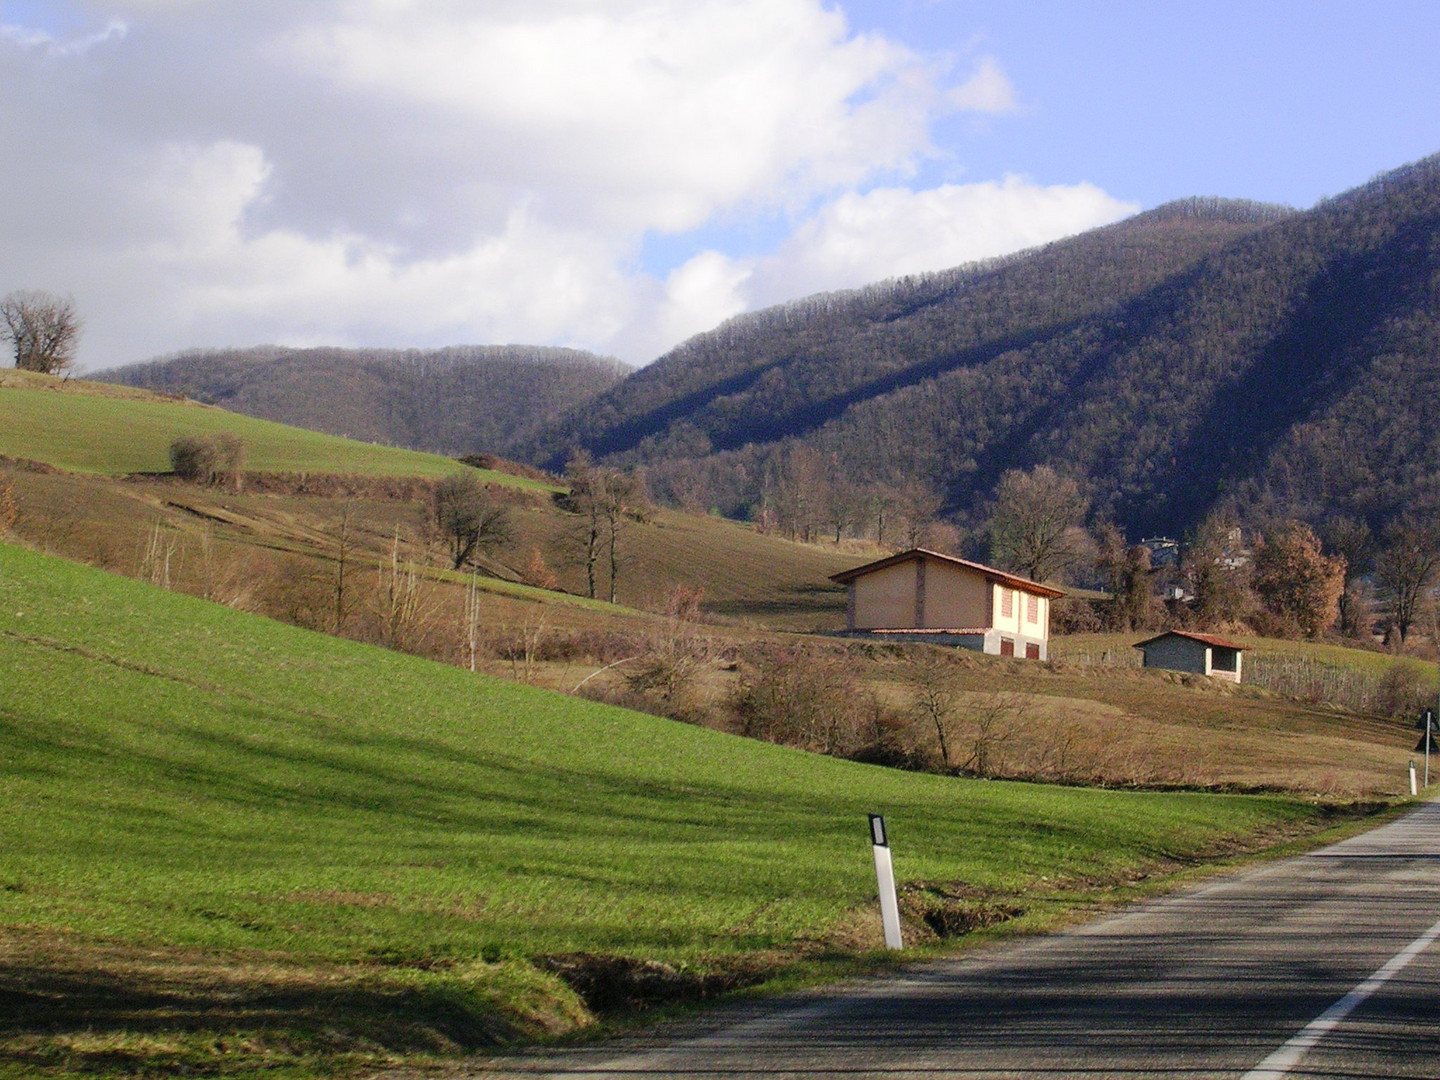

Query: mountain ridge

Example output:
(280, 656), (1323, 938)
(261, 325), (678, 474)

(96, 343), (630, 459)
(529, 155), (1440, 539)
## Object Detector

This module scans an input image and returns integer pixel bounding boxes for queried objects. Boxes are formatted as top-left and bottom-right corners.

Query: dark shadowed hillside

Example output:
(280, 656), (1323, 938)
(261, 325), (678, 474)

(529, 154), (1440, 539)
(97, 345), (630, 458)
(524, 198), (1287, 471)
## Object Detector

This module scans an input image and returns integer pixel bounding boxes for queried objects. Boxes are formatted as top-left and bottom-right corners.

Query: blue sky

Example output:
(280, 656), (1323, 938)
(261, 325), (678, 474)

(855, 0), (1440, 207)
(0, 1), (1436, 369)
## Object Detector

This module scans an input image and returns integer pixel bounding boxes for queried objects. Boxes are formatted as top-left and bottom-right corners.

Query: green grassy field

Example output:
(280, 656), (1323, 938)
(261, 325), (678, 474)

(0, 373), (547, 488)
(1050, 632), (1405, 675)
(0, 542), (1359, 1076)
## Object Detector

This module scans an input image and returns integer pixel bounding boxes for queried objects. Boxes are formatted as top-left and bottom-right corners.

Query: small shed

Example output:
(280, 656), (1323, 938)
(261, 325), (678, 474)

(1134, 631), (1244, 683)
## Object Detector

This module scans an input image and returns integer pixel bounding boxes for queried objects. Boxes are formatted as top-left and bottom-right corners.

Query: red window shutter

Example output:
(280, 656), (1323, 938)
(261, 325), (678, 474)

(1000, 638), (1015, 657)
(1001, 589), (1013, 617)
(1025, 642), (1040, 660)
(1026, 594), (1039, 623)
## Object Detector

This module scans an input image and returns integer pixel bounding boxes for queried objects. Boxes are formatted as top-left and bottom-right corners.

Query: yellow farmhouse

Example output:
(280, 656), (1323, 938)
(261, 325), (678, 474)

(830, 548), (1064, 660)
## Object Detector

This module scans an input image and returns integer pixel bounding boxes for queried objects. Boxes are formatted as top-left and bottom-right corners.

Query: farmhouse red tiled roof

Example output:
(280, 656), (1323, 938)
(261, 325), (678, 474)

(1133, 630), (1245, 651)
(828, 548), (1065, 599)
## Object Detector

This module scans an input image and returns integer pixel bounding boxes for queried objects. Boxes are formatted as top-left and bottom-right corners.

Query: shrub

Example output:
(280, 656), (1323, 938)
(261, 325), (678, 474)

(169, 434), (246, 490)
(0, 471), (16, 534)
(1376, 660), (1434, 719)
(729, 645), (871, 756)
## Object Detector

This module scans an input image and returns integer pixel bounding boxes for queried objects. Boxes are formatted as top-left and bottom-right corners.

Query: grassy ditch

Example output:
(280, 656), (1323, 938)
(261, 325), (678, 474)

(0, 543), (1394, 1077)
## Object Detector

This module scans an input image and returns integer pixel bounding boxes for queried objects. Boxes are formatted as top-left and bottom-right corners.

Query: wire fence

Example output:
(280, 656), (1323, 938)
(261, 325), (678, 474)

(1244, 654), (1391, 714)
(1055, 640), (1435, 718)
(1050, 645), (1144, 669)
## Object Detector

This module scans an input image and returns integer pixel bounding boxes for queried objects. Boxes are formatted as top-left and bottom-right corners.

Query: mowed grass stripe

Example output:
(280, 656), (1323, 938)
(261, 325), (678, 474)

(0, 382), (549, 487)
(0, 543), (1318, 967)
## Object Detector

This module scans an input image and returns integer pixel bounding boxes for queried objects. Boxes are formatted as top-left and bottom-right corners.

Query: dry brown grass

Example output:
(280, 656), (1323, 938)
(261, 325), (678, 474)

(3, 462), (1418, 798)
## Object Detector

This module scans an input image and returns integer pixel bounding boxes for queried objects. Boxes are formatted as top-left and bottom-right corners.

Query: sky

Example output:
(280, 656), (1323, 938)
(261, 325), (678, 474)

(1, 2), (1437, 372)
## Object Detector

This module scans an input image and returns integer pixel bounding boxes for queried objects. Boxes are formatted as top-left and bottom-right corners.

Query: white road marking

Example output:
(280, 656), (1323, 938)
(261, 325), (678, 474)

(1242, 914), (1440, 1079)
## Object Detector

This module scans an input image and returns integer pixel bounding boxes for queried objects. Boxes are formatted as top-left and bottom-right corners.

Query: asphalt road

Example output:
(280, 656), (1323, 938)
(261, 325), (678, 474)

(483, 800), (1440, 1079)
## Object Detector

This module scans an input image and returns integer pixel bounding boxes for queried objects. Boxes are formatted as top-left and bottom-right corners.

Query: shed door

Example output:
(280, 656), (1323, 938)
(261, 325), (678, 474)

(1000, 638), (1015, 657)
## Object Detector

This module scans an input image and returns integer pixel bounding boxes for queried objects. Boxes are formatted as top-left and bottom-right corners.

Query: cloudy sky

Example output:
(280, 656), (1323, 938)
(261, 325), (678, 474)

(1, 1), (1437, 371)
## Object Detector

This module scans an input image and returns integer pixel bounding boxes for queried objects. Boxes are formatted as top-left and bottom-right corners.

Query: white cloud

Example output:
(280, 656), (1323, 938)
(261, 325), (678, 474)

(950, 55), (1020, 114)
(285, 0), (934, 233)
(0, 2), (1135, 370)
(611, 250), (754, 362)
(0, 18), (126, 56)
(746, 177), (1138, 302)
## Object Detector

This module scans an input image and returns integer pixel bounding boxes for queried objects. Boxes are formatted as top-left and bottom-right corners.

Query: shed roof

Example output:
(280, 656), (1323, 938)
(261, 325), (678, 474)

(1133, 630), (1245, 651)
(829, 548), (1065, 599)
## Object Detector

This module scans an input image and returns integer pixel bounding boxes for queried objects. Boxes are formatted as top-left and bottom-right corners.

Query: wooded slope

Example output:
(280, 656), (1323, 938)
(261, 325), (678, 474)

(531, 154), (1440, 537)
(98, 344), (630, 458)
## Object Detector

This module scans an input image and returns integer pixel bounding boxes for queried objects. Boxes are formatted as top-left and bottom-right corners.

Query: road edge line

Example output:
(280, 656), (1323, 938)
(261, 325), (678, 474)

(1242, 914), (1440, 1079)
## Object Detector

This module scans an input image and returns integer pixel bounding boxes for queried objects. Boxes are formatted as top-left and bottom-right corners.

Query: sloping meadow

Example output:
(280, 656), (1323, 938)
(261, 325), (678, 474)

(0, 543), (1353, 1075)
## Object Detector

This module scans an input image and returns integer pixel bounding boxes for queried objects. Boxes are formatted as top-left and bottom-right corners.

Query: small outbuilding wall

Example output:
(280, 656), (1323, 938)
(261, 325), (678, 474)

(1134, 631), (1244, 683)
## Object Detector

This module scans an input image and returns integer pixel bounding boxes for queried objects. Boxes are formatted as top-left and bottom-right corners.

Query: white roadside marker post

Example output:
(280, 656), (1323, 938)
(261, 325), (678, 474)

(869, 814), (903, 950)
(1410, 760), (1418, 797)
(1426, 711), (1434, 788)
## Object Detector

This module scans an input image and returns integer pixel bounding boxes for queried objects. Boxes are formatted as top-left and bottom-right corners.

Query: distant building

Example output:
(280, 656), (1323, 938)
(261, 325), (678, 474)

(830, 549), (1063, 660)
(1133, 630), (1244, 683)
(1217, 527), (1252, 570)
(1139, 536), (1180, 567)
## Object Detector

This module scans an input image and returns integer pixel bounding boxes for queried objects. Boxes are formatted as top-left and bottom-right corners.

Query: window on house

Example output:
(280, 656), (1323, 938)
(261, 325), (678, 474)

(1026, 594), (1039, 623)
(1001, 589), (1013, 618)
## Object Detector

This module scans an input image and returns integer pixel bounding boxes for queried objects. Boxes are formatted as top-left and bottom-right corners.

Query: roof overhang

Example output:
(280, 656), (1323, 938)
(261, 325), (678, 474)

(1133, 630), (1245, 651)
(829, 548), (1065, 599)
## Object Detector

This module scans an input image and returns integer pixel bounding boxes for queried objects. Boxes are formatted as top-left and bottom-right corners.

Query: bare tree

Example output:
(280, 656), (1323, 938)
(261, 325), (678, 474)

(864, 483), (902, 549)
(564, 451), (604, 598)
(1, 290), (81, 374)
(1321, 515), (1376, 638)
(1094, 521), (1157, 631)
(1375, 516), (1440, 645)
(601, 467), (652, 604)
(433, 472), (512, 570)
(463, 571), (482, 672)
(962, 691), (1022, 778)
(897, 481), (946, 549)
(905, 650), (959, 771)
(765, 444), (827, 543)
(372, 530), (439, 652)
(332, 503), (353, 632)
(988, 466), (1088, 582)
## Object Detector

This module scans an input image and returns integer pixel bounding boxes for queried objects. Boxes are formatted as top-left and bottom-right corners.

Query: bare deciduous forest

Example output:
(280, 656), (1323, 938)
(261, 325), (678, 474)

(523, 156), (1440, 546)
(100, 344), (630, 459)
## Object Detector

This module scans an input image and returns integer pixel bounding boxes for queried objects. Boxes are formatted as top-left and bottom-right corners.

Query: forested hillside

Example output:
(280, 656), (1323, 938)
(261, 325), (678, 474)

(524, 199), (1285, 470)
(98, 345), (630, 458)
(530, 153), (1440, 539)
